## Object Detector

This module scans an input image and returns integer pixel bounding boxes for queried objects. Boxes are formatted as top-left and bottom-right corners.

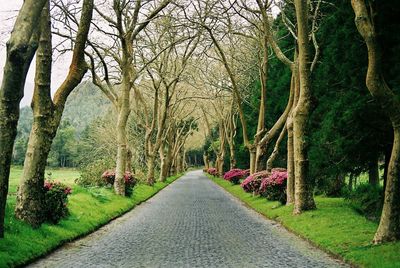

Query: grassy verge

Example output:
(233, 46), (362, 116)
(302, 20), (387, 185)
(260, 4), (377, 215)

(0, 167), (182, 268)
(207, 174), (400, 268)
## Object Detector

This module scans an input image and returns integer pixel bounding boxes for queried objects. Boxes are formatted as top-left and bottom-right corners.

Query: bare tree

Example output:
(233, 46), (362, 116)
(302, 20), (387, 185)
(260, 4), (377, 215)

(87, 0), (171, 194)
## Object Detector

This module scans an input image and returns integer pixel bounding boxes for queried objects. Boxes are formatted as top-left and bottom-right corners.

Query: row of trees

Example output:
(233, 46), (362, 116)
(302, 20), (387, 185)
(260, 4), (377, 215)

(0, 0), (201, 237)
(200, 0), (400, 244)
(0, 0), (398, 246)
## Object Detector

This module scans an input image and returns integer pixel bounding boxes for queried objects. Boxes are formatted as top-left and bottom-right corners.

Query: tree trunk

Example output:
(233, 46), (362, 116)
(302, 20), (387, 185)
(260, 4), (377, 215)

(369, 155), (379, 186)
(15, 0), (93, 226)
(203, 153), (210, 170)
(0, 0), (47, 237)
(216, 154), (224, 176)
(375, 131), (400, 243)
(115, 106), (129, 195)
(15, 2), (54, 226)
(383, 147), (391, 191)
(126, 148), (132, 172)
(249, 147), (257, 174)
(286, 68), (298, 205)
(293, 0), (316, 214)
(286, 116), (295, 205)
(181, 149), (187, 172)
(348, 174), (354, 192)
(146, 154), (156, 185)
(352, 0), (400, 243)
(176, 150), (182, 174)
(159, 147), (171, 182)
(267, 126), (287, 172)
(229, 146), (236, 170)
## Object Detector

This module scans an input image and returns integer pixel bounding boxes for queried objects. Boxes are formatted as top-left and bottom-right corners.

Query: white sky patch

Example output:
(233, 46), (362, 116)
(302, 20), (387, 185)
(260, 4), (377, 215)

(0, 0), (71, 107)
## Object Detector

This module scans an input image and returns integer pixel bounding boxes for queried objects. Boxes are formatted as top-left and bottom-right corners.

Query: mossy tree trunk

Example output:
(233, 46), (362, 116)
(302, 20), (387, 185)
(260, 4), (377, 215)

(15, 2), (53, 226)
(286, 64), (299, 205)
(293, 0), (316, 214)
(14, 0), (94, 226)
(0, 0), (47, 238)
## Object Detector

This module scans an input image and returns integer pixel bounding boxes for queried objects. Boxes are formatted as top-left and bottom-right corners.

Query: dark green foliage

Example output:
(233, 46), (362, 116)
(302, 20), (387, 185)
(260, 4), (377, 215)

(345, 184), (383, 222)
(227, 0), (399, 196)
(309, 0), (392, 192)
(48, 121), (79, 167)
(186, 148), (204, 167)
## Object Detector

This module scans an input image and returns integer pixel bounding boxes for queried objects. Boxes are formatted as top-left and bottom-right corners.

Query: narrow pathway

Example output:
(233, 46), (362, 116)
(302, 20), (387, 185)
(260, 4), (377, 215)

(29, 170), (346, 268)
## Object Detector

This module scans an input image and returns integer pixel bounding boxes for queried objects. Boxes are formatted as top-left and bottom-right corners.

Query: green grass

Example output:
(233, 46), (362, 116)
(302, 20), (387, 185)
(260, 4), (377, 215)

(0, 167), (182, 268)
(8, 166), (80, 194)
(208, 174), (400, 268)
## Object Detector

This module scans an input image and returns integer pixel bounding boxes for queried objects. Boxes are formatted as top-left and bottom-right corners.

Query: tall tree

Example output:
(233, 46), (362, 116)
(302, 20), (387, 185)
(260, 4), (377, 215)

(0, 0), (47, 238)
(352, 0), (400, 243)
(292, 0), (317, 213)
(87, 0), (171, 194)
(15, 0), (94, 226)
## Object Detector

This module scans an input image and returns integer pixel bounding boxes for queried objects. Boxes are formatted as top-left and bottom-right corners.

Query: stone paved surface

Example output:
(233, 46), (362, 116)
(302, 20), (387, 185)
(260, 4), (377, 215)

(29, 170), (346, 268)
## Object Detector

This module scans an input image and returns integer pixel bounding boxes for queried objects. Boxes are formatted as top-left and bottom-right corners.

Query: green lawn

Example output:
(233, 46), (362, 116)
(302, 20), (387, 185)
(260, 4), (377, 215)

(8, 166), (80, 194)
(0, 167), (182, 268)
(208, 174), (400, 268)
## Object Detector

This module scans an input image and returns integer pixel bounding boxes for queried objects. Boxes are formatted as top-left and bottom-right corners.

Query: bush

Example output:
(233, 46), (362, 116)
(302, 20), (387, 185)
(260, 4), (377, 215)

(345, 184), (383, 222)
(124, 171), (136, 197)
(43, 180), (72, 223)
(206, 168), (218, 176)
(101, 170), (137, 196)
(223, 169), (247, 184)
(260, 171), (287, 204)
(76, 160), (112, 187)
(241, 171), (270, 194)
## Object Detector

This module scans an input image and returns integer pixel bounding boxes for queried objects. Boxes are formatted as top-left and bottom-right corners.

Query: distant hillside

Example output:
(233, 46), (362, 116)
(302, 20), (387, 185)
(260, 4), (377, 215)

(17, 80), (111, 136)
(62, 80), (112, 134)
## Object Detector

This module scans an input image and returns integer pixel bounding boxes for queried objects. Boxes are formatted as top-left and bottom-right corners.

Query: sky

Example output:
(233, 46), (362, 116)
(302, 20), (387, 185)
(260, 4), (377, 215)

(0, 0), (70, 107)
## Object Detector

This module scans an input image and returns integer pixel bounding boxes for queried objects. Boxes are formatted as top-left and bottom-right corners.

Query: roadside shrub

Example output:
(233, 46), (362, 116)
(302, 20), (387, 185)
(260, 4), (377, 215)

(124, 171), (136, 197)
(260, 171), (287, 204)
(101, 170), (137, 196)
(345, 184), (383, 222)
(223, 169), (246, 184)
(271, 167), (287, 172)
(76, 160), (112, 187)
(207, 168), (218, 176)
(43, 180), (72, 223)
(241, 171), (270, 194)
(102, 170), (115, 185)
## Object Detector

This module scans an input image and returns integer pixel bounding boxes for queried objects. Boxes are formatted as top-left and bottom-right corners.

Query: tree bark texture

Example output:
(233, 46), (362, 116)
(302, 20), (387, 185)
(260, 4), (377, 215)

(15, 2), (53, 226)
(286, 67), (298, 205)
(15, 0), (94, 225)
(0, 0), (47, 237)
(293, 0), (316, 214)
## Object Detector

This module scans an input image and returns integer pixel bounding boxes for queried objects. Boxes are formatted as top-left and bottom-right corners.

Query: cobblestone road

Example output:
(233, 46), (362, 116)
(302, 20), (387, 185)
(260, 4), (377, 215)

(29, 170), (346, 268)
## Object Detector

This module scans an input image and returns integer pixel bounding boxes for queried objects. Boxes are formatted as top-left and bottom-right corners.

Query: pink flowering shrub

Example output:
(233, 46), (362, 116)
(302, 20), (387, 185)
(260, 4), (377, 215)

(102, 170), (115, 185)
(43, 180), (72, 223)
(207, 168), (218, 176)
(241, 171), (270, 194)
(223, 169), (246, 184)
(271, 167), (287, 173)
(124, 171), (137, 196)
(102, 170), (137, 196)
(260, 171), (288, 204)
